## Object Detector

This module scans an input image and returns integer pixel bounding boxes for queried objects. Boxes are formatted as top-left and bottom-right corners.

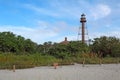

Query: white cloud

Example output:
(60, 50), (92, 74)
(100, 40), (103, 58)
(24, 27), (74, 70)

(0, 21), (78, 44)
(37, 21), (49, 29)
(0, 25), (58, 44)
(24, 4), (59, 17)
(36, 20), (78, 34)
(23, 2), (112, 21)
(23, 3), (82, 19)
(90, 4), (111, 20)
(90, 31), (120, 39)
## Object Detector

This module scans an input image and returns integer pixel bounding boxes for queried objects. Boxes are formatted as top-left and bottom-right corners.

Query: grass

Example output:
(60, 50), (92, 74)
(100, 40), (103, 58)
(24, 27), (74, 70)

(0, 53), (120, 69)
(0, 53), (58, 69)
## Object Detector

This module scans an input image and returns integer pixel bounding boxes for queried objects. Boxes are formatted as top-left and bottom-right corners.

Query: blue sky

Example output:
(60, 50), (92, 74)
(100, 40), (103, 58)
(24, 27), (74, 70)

(0, 0), (120, 44)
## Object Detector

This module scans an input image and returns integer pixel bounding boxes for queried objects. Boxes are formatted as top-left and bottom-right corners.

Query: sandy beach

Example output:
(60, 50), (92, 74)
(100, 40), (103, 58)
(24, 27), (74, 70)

(0, 64), (120, 80)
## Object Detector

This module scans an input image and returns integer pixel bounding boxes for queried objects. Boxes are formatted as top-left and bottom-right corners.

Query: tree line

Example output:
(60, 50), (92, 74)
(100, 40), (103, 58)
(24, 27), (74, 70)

(0, 32), (37, 54)
(0, 31), (120, 58)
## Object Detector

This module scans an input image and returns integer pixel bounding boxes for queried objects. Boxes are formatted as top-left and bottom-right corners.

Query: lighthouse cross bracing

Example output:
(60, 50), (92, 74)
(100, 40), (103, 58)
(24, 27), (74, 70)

(77, 14), (89, 43)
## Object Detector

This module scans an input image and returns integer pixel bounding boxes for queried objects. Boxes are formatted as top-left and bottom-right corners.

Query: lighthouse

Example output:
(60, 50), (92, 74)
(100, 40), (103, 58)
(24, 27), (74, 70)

(80, 13), (86, 43)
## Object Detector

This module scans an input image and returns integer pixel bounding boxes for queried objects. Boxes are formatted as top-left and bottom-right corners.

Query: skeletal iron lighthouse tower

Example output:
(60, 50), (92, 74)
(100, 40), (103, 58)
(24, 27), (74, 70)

(77, 14), (89, 44)
(80, 14), (86, 43)
(77, 13), (87, 43)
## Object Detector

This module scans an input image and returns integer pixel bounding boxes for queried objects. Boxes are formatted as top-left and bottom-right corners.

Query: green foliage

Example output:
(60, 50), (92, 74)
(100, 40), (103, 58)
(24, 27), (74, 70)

(102, 57), (119, 64)
(0, 32), (120, 69)
(0, 52), (120, 69)
(67, 41), (90, 54)
(0, 53), (58, 69)
(91, 36), (120, 57)
(1, 32), (120, 58)
(44, 41), (90, 59)
(0, 32), (37, 54)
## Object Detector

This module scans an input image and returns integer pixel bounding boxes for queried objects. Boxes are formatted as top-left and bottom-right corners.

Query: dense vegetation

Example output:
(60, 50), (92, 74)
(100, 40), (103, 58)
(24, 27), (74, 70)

(0, 32), (120, 69)
(0, 32), (37, 54)
(91, 36), (120, 57)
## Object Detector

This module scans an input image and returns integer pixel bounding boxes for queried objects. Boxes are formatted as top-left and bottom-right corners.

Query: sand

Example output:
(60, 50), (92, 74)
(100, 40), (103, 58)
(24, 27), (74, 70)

(0, 64), (120, 80)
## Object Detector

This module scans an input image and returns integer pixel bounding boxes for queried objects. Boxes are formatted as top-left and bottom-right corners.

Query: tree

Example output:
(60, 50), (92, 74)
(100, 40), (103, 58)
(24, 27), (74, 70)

(91, 36), (120, 57)
(24, 39), (37, 54)
(67, 41), (90, 55)
(0, 32), (38, 54)
(0, 32), (16, 52)
(46, 41), (90, 59)
(16, 35), (25, 53)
